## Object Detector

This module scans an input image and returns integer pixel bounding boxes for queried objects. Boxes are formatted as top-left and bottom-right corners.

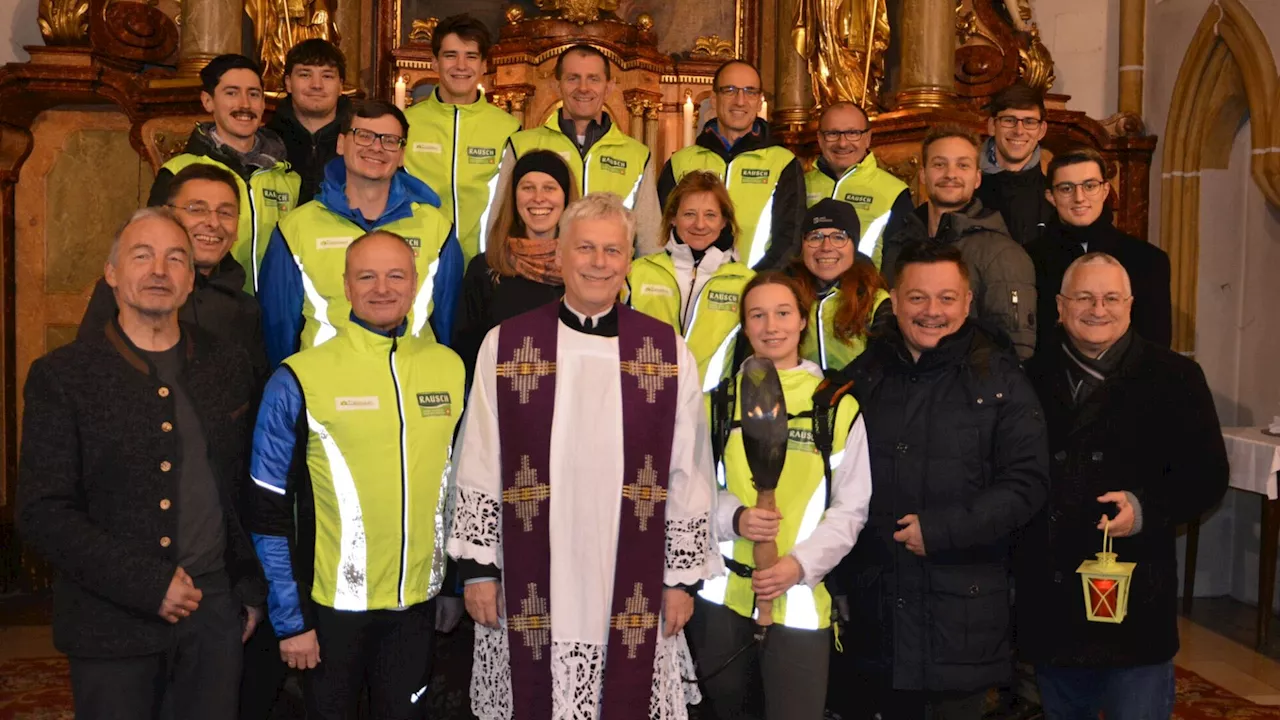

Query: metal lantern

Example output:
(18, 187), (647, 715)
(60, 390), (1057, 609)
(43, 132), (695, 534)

(1076, 522), (1136, 624)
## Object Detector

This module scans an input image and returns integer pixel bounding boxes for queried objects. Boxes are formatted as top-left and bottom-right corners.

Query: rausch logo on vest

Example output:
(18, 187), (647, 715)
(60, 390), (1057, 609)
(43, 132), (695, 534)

(843, 193), (874, 209)
(262, 188), (291, 210)
(467, 147), (497, 164)
(402, 237), (422, 256)
(707, 290), (739, 312)
(416, 392), (452, 417)
(740, 168), (771, 184)
(787, 427), (815, 453)
(600, 156), (628, 175)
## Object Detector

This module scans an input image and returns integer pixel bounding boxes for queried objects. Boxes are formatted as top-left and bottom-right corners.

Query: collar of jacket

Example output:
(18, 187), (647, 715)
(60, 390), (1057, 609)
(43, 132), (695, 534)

(196, 254), (250, 296)
(1053, 205), (1119, 249)
(668, 227), (737, 267)
(696, 118), (774, 161)
(427, 86), (497, 116)
(916, 196), (1012, 243)
(344, 311), (407, 351)
(980, 135), (1044, 176)
(552, 108), (613, 155)
(818, 150), (878, 182)
(186, 122), (289, 177)
(271, 94), (350, 143)
(103, 315), (196, 376)
(316, 156), (442, 230)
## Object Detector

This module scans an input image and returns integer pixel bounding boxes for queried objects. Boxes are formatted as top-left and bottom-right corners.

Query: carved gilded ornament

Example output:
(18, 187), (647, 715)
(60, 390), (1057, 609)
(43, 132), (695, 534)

(38, 0), (89, 45)
(691, 35), (735, 60)
(1018, 26), (1056, 93)
(534, 0), (619, 24)
(245, 0), (340, 90)
(506, 5), (526, 24)
(410, 17), (440, 45)
(793, 0), (890, 110)
(153, 131), (191, 164)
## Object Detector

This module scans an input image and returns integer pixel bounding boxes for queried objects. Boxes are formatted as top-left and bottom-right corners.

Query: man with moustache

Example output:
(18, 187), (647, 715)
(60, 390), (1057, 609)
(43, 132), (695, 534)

(975, 83), (1057, 247)
(833, 242), (1049, 720)
(1017, 253), (1225, 719)
(883, 126), (1037, 360)
(487, 45), (660, 250)
(151, 54), (301, 295)
(404, 14), (520, 263)
(804, 102), (915, 268)
(1027, 147), (1172, 349)
(249, 230), (465, 719)
(19, 208), (265, 720)
(258, 98), (462, 367)
(449, 193), (720, 720)
(267, 39), (351, 205)
(661, 59), (806, 270)
(80, 163), (266, 383)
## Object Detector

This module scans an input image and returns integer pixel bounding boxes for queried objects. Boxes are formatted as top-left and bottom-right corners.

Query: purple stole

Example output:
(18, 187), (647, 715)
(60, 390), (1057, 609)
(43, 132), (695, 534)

(495, 301), (679, 720)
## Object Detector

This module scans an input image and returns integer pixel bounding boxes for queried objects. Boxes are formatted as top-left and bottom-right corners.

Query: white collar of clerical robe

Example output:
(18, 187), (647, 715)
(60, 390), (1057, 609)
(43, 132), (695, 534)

(562, 299), (614, 325)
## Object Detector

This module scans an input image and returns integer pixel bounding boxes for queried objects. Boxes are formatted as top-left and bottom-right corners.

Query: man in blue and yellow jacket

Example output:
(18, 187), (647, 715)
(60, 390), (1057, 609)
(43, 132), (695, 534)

(249, 229), (464, 719)
(258, 99), (462, 367)
(659, 60), (807, 270)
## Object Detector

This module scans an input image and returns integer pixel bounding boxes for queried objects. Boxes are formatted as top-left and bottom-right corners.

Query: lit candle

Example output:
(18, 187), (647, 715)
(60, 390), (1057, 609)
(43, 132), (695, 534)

(759, 98), (768, 120)
(683, 93), (695, 148)
(394, 76), (407, 110)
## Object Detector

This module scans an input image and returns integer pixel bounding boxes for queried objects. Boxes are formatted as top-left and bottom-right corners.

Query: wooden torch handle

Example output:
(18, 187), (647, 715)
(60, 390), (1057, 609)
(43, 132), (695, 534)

(753, 489), (779, 626)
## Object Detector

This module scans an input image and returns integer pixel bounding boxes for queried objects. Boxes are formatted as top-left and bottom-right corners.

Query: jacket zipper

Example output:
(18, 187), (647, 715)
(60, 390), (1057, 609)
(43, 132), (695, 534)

(682, 264), (699, 334)
(388, 336), (410, 607)
(451, 107), (461, 235)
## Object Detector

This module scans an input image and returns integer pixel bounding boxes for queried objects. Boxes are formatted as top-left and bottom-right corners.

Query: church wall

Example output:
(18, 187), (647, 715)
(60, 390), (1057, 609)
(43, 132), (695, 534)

(1, 0), (42, 65)
(1032, 0), (1121, 120)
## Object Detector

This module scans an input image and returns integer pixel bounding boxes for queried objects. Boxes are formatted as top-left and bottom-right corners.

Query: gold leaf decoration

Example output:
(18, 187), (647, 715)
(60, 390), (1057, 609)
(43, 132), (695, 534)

(38, 0), (89, 45)
(1018, 25), (1056, 93)
(691, 35), (735, 60)
(410, 17), (440, 44)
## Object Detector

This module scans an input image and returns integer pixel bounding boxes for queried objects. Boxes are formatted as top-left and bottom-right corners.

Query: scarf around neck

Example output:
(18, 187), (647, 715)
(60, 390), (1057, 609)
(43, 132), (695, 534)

(503, 236), (563, 286)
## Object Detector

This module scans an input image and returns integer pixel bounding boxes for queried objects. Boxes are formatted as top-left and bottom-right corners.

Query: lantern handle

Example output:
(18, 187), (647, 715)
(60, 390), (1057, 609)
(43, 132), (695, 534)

(1102, 518), (1111, 555)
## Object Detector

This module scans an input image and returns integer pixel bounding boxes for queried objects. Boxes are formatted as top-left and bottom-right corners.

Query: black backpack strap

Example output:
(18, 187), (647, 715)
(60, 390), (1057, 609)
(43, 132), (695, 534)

(709, 376), (736, 485)
(811, 378), (856, 507)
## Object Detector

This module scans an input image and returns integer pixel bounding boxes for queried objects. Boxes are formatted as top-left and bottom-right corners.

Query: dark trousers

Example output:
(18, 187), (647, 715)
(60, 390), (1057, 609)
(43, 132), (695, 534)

(306, 600), (436, 720)
(1036, 661), (1175, 720)
(68, 586), (242, 720)
(239, 615), (289, 719)
(686, 597), (830, 720)
(829, 669), (988, 720)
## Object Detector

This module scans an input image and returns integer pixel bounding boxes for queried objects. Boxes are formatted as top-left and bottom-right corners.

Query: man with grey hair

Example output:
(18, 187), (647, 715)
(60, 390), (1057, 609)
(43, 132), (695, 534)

(449, 192), (720, 719)
(1017, 252), (1227, 720)
(19, 207), (266, 720)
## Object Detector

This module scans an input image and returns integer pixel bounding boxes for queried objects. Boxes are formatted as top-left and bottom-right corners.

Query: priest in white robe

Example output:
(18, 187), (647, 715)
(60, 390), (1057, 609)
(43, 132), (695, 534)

(447, 192), (722, 720)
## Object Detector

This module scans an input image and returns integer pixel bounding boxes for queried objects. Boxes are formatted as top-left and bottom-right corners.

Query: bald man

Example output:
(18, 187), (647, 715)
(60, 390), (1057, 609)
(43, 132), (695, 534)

(249, 230), (465, 719)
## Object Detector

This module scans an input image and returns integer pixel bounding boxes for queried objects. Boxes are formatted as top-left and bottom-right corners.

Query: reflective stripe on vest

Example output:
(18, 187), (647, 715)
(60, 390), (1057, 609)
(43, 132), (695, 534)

(295, 252), (338, 349)
(782, 448), (844, 630)
(477, 172), (502, 253)
(702, 326), (739, 393)
(410, 256), (439, 338)
(815, 291), (837, 371)
(745, 187), (777, 268)
(859, 210), (892, 257)
(304, 408), (368, 610)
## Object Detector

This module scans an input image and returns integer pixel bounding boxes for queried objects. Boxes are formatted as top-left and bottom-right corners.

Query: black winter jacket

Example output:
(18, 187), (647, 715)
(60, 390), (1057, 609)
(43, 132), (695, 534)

(1016, 331), (1227, 667)
(834, 321), (1049, 693)
(267, 95), (351, 205)
(1026, 210), (1173, 350)
(78, 255), (267, 387)
(975, 138), (1057, 247)
(657, 119), (807, 271)
(18, 320), (265, 658)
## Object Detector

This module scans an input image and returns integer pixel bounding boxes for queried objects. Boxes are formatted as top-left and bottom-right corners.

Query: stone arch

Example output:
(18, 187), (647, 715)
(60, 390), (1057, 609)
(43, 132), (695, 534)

(1161, 0), (1280, 351)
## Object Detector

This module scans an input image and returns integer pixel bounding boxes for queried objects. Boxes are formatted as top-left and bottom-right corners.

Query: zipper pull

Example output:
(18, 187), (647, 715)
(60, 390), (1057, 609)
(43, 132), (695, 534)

(1011, 289), (1019, 310)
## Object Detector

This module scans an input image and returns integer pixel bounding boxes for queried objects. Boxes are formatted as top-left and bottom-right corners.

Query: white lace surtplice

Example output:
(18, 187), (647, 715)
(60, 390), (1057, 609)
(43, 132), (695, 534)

(447, 321), (722, 720)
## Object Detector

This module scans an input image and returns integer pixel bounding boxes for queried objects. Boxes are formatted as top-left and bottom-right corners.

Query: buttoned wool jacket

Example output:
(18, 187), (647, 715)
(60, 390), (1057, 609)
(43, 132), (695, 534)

(18, 319), (265, 658)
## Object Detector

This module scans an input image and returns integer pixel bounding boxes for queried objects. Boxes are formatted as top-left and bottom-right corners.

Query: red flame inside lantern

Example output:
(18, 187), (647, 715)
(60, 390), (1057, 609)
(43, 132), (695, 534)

(1088, 578), (1117, 619)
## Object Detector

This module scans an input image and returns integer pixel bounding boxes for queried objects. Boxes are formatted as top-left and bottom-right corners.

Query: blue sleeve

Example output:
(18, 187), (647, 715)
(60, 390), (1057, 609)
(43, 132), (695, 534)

(259, 227), (305, 368)
(430, 225), (464, 347)
(248, 367), (308, 638)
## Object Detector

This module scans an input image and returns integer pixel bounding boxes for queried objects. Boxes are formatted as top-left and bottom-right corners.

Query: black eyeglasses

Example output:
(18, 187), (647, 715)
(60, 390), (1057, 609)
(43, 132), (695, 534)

(715, 86), (762, 98)
(995, 116), (1043, 130)
(349, 128), (406, 150)
(167, 203), (238, 223)
(1052, 179), (1107, 197)
(803, 230), (851, 247)
(819, 129), (868, 143)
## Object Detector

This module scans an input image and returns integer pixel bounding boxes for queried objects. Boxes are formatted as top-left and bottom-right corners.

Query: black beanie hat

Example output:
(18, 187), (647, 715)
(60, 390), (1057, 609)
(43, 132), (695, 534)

(513, 150), (574, 200)
(803, 198), (862, 239)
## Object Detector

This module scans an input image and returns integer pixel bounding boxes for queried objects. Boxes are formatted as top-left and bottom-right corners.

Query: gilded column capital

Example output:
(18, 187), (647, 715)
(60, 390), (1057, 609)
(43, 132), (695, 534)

(38, 0), (89, 46)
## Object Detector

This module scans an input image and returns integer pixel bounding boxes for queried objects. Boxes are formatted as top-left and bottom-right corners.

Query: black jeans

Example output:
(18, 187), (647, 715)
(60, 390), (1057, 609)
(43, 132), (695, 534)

(686, 597), (831, 720)
(239, 614), (289, 720)
(68, 585), (242, 720)
(305, 600), (436, 720)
